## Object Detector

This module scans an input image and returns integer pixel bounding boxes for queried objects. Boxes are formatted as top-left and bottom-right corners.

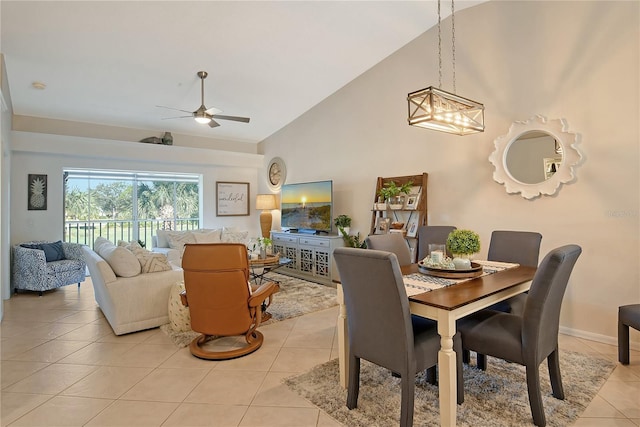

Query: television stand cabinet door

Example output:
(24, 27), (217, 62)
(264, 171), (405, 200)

(271, 232), (344, 286)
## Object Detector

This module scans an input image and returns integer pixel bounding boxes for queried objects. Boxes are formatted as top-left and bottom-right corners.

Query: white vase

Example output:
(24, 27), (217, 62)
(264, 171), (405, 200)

(452, 257), (472, 270)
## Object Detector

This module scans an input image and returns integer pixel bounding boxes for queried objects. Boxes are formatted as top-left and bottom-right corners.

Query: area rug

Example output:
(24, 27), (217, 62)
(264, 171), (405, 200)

(161, 272), (337, 347)
(284, 351), (616, 426)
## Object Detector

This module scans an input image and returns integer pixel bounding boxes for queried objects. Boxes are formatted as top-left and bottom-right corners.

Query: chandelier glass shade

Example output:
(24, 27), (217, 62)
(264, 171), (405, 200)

(407, 86), (484, 135)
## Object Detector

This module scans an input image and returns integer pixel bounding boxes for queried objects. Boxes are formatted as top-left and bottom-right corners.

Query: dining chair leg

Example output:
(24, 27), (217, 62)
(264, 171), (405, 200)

(454, 336), (465, 404)
(426, 366), (437, 384)
(347, 356), (360, 409)
(462, 349), (471, 364)
(400, 371), (416, 427)
(547, 349), (565, 399)
(526, 364), (546, 427)
(477, 353), (487, 370)
(619, 319), (630, 364)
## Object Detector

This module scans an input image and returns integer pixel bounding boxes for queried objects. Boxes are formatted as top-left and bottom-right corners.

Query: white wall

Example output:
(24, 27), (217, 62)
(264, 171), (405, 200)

(260, 1), (640, 346)
(1, 54), (14, 319)
(8, 132), (265, 295)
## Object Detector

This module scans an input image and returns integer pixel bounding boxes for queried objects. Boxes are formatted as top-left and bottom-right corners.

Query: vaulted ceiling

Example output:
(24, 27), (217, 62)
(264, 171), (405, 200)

(1, 1), (483, 144)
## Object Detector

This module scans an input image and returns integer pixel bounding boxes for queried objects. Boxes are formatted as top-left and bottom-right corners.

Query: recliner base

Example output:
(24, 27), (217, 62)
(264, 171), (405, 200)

(189, 331), (264, 360)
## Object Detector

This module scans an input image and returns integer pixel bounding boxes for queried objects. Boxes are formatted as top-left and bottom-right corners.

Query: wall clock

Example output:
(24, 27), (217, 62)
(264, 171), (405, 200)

(267, 157), (286, 191)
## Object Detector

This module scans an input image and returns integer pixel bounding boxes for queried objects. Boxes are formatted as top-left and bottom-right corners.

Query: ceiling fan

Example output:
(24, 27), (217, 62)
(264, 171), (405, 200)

(157, 71), (250, 128)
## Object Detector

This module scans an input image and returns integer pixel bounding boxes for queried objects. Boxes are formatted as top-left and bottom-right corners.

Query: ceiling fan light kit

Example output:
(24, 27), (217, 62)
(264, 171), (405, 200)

(158, 71), (250, 128)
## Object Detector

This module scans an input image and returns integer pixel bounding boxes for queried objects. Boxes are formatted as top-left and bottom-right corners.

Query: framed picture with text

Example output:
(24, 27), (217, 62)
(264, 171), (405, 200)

(216, 181), (250, 216)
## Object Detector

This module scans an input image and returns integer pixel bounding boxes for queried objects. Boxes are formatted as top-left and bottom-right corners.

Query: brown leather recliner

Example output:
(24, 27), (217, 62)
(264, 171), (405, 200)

(181, 243), (279, 360)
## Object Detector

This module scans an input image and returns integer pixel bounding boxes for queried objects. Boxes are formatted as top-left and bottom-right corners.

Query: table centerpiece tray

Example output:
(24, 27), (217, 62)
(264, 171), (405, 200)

(418, 261), (483, 279)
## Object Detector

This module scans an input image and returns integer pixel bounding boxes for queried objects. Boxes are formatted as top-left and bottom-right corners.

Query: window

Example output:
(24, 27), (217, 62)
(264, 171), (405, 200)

(64, 169), (200, 248)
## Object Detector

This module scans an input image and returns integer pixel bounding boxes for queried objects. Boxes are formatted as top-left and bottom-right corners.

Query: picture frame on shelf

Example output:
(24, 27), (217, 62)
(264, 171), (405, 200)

(406, 212), (419, 237)
(374, 217), (391, 234)
(404, 193), (420, 210)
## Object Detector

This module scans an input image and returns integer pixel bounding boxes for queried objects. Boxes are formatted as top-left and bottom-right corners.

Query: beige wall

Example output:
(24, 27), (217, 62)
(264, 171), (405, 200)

(260, 1), (640, 345)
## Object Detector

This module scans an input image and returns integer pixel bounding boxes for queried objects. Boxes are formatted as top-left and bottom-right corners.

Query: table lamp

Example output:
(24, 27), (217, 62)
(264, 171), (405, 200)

(256, 194), (277, 238)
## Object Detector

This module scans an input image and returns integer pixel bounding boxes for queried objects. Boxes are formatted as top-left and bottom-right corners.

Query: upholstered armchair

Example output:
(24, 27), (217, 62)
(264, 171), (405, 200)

(12, 241), (86, 295)
(181, 243), (279, 360)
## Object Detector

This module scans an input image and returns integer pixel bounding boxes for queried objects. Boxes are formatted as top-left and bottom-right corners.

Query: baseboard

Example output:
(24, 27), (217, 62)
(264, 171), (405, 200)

(559, 326), (640, 351)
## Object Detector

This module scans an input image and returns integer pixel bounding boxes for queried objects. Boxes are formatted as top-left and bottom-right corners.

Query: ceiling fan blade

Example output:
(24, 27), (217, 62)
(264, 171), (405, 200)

(205, 106), (222, 115)
(208, 119), (220, 128)
(213, 114), (250, 123)
(161, 115), (193, 120)
(156, 105), (193, 114)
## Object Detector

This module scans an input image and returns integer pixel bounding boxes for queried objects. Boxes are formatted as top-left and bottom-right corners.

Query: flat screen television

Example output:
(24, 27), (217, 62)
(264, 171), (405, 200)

(280, 180), (333, 234)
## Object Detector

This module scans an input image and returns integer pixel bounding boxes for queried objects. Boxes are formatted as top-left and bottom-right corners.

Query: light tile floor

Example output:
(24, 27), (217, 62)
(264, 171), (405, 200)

(1, 279), (639, 426)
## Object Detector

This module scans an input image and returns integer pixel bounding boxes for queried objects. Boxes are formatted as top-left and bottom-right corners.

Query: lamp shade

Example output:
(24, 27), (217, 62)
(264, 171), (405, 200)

(256, 194), (277, 210)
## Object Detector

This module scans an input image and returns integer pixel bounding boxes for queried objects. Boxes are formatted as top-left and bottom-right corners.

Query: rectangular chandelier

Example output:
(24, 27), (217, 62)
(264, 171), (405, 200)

(407, 86), (485, 135)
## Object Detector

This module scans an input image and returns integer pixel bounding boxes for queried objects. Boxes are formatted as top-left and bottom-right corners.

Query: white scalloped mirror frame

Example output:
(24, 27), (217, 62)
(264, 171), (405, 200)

(489, 115), (583, 199)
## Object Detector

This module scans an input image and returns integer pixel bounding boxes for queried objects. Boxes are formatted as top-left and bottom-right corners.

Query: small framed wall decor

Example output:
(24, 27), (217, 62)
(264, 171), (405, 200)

(28, 174), (48, 211)
(216, 181), (250, 216)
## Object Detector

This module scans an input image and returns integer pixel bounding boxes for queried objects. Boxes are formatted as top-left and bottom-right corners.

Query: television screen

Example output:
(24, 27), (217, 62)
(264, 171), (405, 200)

(281, 180), (333, 233)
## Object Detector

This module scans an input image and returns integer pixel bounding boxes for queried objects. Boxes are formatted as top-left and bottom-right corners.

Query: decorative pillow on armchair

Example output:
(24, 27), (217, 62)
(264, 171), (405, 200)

(21, 240), (66, 262)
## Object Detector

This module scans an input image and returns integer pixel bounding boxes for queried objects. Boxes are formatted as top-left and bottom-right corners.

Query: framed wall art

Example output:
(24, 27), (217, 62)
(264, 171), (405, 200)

(28, 174), (47, 211)
(216, 181), (250, 216)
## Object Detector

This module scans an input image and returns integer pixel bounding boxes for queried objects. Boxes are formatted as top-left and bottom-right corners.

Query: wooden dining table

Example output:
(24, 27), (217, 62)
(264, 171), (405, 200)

(336, 262), (536, 427)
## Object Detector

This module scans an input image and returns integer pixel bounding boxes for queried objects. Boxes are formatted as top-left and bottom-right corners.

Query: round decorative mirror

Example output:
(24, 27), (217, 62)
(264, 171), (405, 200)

(489, 115), (582, 199)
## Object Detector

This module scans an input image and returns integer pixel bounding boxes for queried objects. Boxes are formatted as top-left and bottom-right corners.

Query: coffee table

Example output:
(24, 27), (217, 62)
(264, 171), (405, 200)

(249, 256), (293, 286)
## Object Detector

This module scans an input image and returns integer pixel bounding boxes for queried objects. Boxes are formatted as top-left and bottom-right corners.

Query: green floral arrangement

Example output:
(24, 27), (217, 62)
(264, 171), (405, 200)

(446, 229), (480, 255)
(339, 229), (367, 248)
(334, 214), (352, 229)
(377, 180), (413, 200)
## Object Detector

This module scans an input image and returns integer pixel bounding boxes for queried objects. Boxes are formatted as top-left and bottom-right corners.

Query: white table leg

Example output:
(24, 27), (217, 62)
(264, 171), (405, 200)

(437, 312), (457, 427)
(337, 284), (349, 388)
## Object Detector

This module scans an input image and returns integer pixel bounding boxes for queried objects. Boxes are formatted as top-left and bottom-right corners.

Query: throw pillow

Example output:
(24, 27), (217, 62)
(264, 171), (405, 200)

(165, 231), (196, 255)
(168, 281), (191, 332)
(192, 229), (222, 243)
(155, 229), (170, 248)
(132, 248), (173, 273)
(94, 237), (141, 278)
(21, 241), (65, 262)
(221, 229), (249, 244)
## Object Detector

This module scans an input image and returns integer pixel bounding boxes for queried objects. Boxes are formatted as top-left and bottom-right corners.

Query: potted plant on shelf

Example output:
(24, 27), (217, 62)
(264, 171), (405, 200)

(378, 181), (413, 209)
(334, 214), (352, 236)
(446, 229), (481, 269)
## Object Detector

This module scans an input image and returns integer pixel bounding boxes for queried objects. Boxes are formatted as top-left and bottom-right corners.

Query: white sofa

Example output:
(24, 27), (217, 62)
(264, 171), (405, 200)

(82, 242), (184, 335)
(152, 228), (250, 266)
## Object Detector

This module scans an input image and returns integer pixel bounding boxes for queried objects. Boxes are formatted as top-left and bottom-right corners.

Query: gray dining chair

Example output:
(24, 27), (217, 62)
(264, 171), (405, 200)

(416, 225), (457, 262)
(365, 233), (413, 266)
(466, 230), (542, 369)
(485, 230), (543, 313)
(333, 247), (464, 427)
(458, 244), (582, 427)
